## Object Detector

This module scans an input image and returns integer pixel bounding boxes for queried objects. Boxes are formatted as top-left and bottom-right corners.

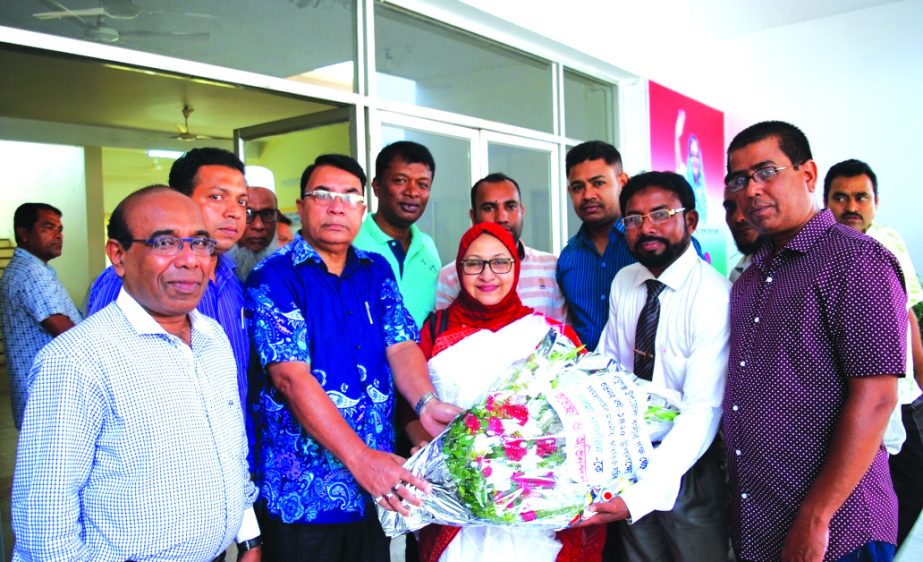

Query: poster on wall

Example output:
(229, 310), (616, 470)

(648, 80), (727, 274)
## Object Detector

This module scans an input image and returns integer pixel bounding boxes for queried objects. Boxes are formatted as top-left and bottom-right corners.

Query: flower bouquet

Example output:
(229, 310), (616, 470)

(379, 329), (681, 536)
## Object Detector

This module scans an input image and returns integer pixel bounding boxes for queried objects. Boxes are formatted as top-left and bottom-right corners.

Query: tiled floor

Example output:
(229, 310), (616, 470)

(1, 366), (16, 562)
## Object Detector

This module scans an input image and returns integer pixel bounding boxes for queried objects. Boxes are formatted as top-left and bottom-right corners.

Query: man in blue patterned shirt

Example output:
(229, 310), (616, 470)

(87, 148), (253, 446)
(245, 154), (460, 562)
(0, 202), (82, 428)
(13, 186), (260, 561)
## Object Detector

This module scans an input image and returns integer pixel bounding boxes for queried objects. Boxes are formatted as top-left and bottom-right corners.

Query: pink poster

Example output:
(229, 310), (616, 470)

(648, 81), (724, 227)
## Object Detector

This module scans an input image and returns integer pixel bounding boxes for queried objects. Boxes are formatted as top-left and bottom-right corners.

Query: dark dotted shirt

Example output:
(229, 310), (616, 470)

(723, 209), (907, 560)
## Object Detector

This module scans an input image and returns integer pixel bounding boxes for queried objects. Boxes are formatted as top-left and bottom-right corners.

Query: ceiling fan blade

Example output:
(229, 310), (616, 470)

(33, 8), (106, 20)
(119, 30), (210, 41)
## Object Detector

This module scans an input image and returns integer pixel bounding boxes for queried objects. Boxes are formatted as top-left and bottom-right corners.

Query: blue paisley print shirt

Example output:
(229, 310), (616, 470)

(245, 233), (418, 525)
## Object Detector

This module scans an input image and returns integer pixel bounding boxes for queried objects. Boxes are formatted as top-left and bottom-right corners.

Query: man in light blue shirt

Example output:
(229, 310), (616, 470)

(13, 186), (260, 561)
(0, 202), (81, 428)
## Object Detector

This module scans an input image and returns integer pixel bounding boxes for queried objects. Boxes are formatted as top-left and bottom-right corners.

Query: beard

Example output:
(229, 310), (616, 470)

(633, 234), (690, 272)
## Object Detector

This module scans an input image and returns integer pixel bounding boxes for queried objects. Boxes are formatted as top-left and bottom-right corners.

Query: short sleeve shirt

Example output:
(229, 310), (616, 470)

(0, 247), (82, 428)
(245, 233), (417, 524)
(723, 210), (907, 560)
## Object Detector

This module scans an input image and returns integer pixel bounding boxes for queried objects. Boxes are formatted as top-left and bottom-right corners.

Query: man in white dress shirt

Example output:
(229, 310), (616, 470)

(588, 171), (730, 561)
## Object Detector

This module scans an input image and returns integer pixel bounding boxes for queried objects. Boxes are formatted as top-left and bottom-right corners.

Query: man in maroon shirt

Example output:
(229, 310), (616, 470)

(722, 121), (906, 562)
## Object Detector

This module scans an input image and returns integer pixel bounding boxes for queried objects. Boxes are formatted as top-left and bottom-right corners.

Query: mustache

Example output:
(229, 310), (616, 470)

(842, 212), (863, 219)
(637, 235), (669, 246)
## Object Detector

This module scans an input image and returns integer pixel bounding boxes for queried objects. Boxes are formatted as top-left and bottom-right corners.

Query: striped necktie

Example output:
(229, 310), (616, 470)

(633, 279), (666, 381)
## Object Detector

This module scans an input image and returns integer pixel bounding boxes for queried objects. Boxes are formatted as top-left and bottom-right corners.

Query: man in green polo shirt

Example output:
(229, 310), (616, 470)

(354, 141), (440, 328)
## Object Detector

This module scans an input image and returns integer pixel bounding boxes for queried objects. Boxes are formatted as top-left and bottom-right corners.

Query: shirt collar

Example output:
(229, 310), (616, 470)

(628, 242), (699, 293)
(753, 209), (835, 267)
(288, 231), (373, 269)
(13, 247), (55, 272)
(575, 220), (625, 247)
(115, 287), (215, 338)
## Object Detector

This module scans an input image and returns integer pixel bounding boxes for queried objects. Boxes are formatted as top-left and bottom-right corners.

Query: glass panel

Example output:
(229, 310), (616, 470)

(375, 7), (553, 132)
(564, 69), (615, 142)
(0, 1), (357, 91)
(486, 143), (553, 253)
(380, 125), (472, 264)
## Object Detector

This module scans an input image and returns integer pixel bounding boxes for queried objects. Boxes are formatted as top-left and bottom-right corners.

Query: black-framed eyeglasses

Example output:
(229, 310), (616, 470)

(246, 208), (280, 224)
(724, 164), (797, 193)
(621, 208), (685, 229)
(302, 190), (366, 208)
(460, 257), (514, 275)
(130, 235), (217, 256)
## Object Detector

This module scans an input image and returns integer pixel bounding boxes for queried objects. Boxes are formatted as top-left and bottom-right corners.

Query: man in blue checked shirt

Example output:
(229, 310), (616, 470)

(87, 147), (254, 452)
(13, 186), (261, 561)
(245, 154), (460, 562)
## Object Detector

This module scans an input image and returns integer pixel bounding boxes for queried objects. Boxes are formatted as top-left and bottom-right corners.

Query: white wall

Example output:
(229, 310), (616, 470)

(459, 0), (923, 274)
(0, 140), (90, 309)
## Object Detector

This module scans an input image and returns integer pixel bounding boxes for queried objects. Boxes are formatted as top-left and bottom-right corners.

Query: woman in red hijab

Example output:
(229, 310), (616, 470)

(412, 223), (604, 562)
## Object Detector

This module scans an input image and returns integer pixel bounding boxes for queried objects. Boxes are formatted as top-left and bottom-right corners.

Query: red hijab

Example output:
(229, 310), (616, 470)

(445, 223), (534, 333)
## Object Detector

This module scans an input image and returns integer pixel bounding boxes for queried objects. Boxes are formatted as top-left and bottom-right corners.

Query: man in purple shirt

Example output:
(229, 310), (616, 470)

(722, 121), (907, 562)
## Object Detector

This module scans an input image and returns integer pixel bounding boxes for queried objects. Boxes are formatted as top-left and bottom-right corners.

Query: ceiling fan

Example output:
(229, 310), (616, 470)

(32, 1), (212, 44)
(172, 105), (228, 142)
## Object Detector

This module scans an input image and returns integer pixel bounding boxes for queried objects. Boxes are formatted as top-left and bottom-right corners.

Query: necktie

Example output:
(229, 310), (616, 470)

(633, 279), (666, 381)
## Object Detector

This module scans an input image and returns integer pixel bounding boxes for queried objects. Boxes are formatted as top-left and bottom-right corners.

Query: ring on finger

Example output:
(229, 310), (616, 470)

(391, 483), (403, 493)
(374, 496), (383, 502)
(384, 492), (394, 500)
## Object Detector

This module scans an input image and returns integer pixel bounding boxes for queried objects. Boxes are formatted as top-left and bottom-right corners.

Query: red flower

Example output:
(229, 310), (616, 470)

(521, 510), (537, 522)
(464, 413), (481, 432)
(536, 438), (558, 457)
(506, 404), (529, 425)
(487, 416), (503, 436)
(503, 439), (527, 461)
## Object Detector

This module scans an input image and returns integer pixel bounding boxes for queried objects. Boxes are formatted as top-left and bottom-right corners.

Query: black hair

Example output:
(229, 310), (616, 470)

(726, 121), (812, 171)
(278, 214), (293, 226)
(300, 154), (367, 196)
(107, 185), (174, 249)
(168, 147), (245, 195)
(470, 172), (521, 211)
(565, 141), (623, 176)
(619, 171), (695, 216)
(375, 141), (435, 181)
(13, 203), (62, 245)
(823, 158), (878, 200)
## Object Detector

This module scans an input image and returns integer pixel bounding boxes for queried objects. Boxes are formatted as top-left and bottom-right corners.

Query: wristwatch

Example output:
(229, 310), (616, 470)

(237, 536), (263, 552)
(414, 392), (438, 416)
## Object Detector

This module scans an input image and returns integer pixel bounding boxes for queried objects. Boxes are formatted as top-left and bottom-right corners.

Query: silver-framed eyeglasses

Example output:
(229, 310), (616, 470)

(302, 190), (366, 208)
(131, 235), (217, 256)
(724, 165), (791, 193)
(460, 257), (514, 275)
(246, 208), (280, 224)
(621, 208), (685, 229)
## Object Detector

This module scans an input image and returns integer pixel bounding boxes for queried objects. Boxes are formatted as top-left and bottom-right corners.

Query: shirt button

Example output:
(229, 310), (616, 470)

(739, 361), (746, 367)
(355, 344), (361, 350)
(599, 295), (606, 301)
(753, 317), (760, 323)
(735, 449), (741, 456)
(601, 262), (607, 268)
(766, 276), (773, 283)
(741, 493), (748, 499)
(732, 405), (739, 411)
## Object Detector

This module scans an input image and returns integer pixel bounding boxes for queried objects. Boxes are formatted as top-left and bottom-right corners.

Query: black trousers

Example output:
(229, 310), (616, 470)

(259, 508), (390, 562)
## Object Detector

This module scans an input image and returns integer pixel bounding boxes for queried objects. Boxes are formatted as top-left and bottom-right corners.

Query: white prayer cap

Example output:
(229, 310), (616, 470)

(245, 165), (276, 193)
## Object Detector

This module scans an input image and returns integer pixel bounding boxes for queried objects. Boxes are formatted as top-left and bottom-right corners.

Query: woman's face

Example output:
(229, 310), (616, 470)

(460, 233), (515, 307)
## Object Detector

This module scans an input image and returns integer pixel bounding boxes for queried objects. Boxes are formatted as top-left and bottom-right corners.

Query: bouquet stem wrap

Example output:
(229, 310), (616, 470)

(380, 329), (680, 537)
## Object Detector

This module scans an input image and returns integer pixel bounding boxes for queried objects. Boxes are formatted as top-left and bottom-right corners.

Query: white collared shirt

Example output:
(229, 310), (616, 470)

(598, 244), (730, 521)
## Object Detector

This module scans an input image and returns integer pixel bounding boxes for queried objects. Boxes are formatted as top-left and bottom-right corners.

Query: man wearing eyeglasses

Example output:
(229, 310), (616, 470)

(13, 186), (260, 561)
(353, 141), (441, 329)
(722, 122), (906, 562)
(244, 154), (460, 562)
(823, 158), (923, 547)
(87, 148), (252, 457)
(585, 172), (730, 562)
(229, 165), (282, 282)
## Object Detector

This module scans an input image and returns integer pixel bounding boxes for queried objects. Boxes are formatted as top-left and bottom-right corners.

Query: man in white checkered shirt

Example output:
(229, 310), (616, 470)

(12, 186), (261, 562)
(435, 173), (566, 321)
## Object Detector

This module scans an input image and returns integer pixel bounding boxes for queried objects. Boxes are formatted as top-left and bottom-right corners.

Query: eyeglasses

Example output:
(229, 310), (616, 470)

(460, 257), (514, 275)
(724, 165), (795, 193)
(302, 190), (366, 208)
(130, 235), (217, 256)
(621, 208), (685, 229)
(246, 208), (280, 224)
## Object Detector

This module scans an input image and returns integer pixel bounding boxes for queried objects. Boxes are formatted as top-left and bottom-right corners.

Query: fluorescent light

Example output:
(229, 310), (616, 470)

(146, 149), (184, 159)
